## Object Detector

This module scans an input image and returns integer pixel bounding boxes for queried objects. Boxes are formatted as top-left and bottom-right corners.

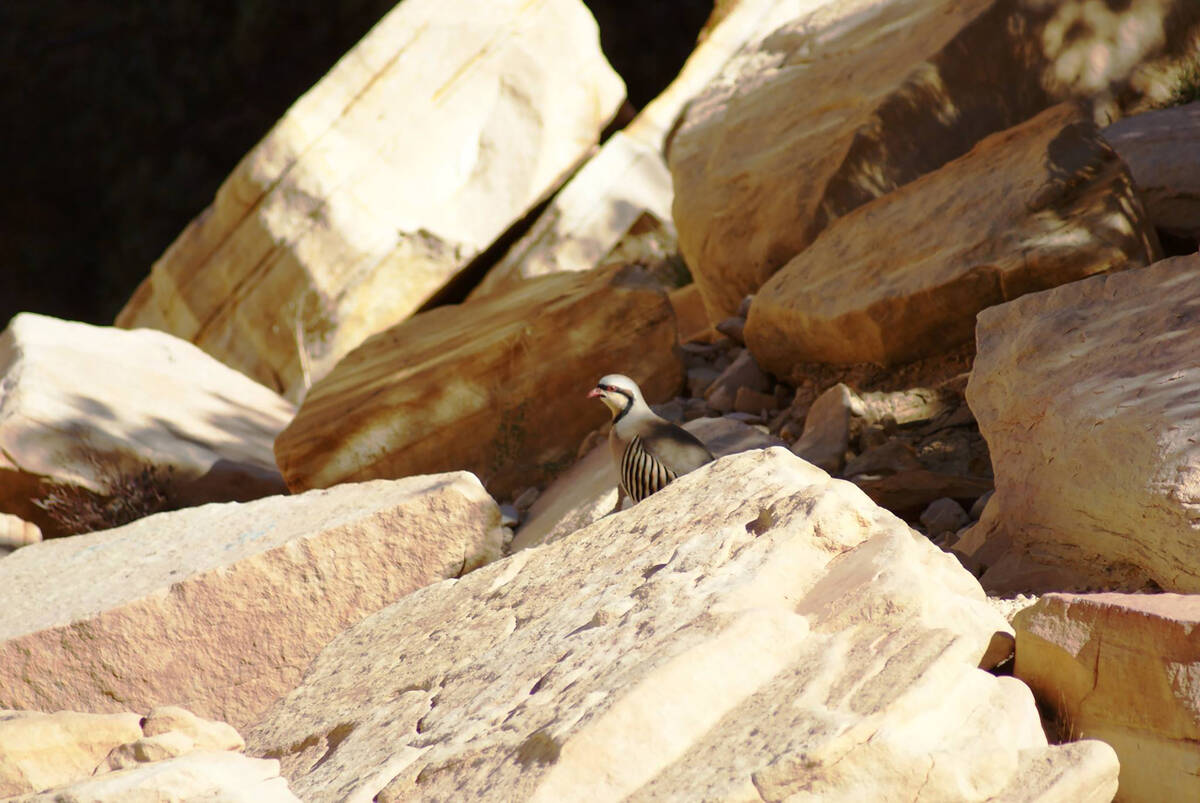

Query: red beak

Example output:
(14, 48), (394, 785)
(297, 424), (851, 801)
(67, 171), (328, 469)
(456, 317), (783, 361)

(587, 387), (603, 398)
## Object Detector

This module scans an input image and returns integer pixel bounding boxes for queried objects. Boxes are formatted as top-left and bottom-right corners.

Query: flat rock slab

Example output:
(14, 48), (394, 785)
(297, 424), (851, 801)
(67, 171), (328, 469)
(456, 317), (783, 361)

(248, 448), (1116, 802)
(11, 751), (299, 803)
(275, 265), (682, 500)
(0, 313), (294, 537)
(1015, 593), (1200, 802)
(965, 252), (1200, 593)
(670, 0), (1190, 321)
(116, 0), (625, 401)
(1103, 100), (1200, 240)
(0, 475), (506, 730)
(744, 102), (1158, 373)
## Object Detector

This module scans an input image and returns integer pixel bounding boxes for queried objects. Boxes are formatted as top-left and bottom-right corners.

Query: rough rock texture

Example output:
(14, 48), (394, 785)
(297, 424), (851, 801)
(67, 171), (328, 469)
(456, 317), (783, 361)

(115, 0), (625, 401)
(471, 0), (812, 298)
(275, 265), (682, 500)
(0, 710), (142, 796)
(248, 448), (1117, 802)
(1103, 100), (1200, 241)
(0, 313), (294, 537)
(744, 103), (1159, 372)
(0, 475), (506, 730)
(791, 382), (856, 474)
(964, 253), (1200, 593)
(511, 417), (784, 550)
(670, 0), (1193, 320)
(12, 751), (299, 803)
(1015, 593), (1200, 802)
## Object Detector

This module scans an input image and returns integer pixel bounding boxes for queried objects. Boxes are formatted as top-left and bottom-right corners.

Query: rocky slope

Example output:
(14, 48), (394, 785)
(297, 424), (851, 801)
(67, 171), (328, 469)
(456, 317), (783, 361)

(3, 0), (1200, 800)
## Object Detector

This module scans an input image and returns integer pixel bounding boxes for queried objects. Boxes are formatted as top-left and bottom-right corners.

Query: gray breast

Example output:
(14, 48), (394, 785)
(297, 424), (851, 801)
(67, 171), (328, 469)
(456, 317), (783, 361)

(620, 434), (678, 503)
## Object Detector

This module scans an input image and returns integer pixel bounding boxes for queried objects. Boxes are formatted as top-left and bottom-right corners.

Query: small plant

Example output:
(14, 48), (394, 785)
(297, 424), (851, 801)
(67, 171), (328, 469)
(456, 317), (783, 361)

(33, 453), (175, 535)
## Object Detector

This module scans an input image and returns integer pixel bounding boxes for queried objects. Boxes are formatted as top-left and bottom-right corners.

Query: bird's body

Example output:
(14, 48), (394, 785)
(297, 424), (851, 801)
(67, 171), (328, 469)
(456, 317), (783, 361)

(589, 374), (713, 504)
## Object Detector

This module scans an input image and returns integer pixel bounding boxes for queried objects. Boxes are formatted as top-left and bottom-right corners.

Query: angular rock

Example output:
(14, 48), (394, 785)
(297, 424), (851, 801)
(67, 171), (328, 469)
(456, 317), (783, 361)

(744, 103), (1159, 374)
(0, 513), (40, 553)
(115, 0), (625, 401)
(843, 440), (924, 478)
(791, 382), (859, 474)
(703, 349), (771, 414)
(852, 470), (994, 521)
(920, 497), (970, 538)
(733, 385), (777, 415)
(1103, 100), (1200, 241)
(141, 706), (245, 752)
(471, 0), (811, 298)
(0, 475), (506, 730)
(511, 417), (783, 550)
(965, 253), (1200, 592)
(0, 710), (142, 796)
(100, 731), (199, 773)
(13, 751), (299, 803)
(247, 448), (1115, 802)
(667, 283), (711, 344)
(275, 265), (681, 499)
(1015, 593), (1200, 802)
(672, 0), (1192, 320)
(0, 313), (293, 538)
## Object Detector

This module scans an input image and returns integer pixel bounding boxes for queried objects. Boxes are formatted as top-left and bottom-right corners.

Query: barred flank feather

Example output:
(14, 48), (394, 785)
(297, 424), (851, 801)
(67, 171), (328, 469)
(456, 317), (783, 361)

(621, 434), (679, 502)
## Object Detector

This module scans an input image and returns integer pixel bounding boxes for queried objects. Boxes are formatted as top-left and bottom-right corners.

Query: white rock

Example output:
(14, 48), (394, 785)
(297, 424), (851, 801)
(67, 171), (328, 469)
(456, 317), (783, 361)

(0, 476), (506, 730)
(247, 448), (1112, 801)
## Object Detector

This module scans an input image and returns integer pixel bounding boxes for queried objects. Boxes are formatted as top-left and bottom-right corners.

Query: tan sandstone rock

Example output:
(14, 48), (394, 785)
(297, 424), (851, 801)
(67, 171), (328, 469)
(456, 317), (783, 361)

(471, 0), (814, 298)
(1015, 593), (1200, 802)
(0, 710), (142, 796)
(0, 513), (40, 553)
(0, 475), (506, 730)
(511, 416), (784, 550)
(744, 102), (1159, 373)
(12, 751), (299, 803)
(0, 313), (293, 538)
(247, 448), (1116, 802)
(116, 0), (625, 402)
(275, 265), (682, 500)
(1103, 100), (1200, 242)
(965, 253), (1200, 593)
(671, 0), (1192, 321)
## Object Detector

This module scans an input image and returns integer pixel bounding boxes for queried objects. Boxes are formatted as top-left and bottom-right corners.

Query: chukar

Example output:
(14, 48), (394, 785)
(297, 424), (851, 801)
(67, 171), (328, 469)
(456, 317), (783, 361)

(588, 374), (714, 505)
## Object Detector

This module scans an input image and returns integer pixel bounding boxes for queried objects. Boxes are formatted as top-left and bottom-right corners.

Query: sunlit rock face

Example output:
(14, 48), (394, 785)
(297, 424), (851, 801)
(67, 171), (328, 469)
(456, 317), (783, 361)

(965, 252), (1200, 593)
(116, 0), (625, 402)
(743, 103), (1159, 375)
(670, 0), (1197, 321)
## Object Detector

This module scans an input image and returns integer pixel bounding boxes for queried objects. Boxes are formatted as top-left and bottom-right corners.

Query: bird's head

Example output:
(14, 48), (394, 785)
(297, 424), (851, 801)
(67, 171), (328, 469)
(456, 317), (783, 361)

(588, 374), (643, 419)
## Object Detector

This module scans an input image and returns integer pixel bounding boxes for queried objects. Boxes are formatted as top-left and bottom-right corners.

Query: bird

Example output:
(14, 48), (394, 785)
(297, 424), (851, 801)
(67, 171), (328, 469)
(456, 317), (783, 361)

(588, 374), (714, 506)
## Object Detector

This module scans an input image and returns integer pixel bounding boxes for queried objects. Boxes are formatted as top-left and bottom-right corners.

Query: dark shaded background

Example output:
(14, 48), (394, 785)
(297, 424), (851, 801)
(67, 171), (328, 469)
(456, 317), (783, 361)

(0, 0), (711, 328)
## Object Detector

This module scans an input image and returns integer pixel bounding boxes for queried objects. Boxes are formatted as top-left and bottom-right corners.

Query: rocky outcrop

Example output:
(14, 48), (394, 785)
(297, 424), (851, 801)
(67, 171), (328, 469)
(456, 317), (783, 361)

(670, 0), (1190, 321)
(744, 103), (1159, 372)
(1103, 99), (1200, 243)
(963, 253), (1200, 594)
(0, 475), (506, 730)
(0, 706), (263, 800)
(248, 448), (1116, 802)
(0, 313), (293, 537)
(115, 0), (625, 401)
(470, 0), (811, 298)
(1015, 593), (1200, 803)
(275, 265), (682, 500)
(0, 513), (40, 555)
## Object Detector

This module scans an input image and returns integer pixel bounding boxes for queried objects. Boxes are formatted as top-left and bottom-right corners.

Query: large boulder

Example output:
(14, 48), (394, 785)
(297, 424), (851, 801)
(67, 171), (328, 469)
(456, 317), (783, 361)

(1103, 100), (1200, 242)
(0, 475), (506, 730)
(247, 449), (1116, 802)
(670, 0), (1196, 321)
(743, 103), (1159, 373)
(0, 313), (293, 537)
(963, 253), (1200, 593)
(1015, 593), (1200, 803)
(470, 0), (816, 298)
(274, 265), (682, 500)
(115, 0), (625, 402)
